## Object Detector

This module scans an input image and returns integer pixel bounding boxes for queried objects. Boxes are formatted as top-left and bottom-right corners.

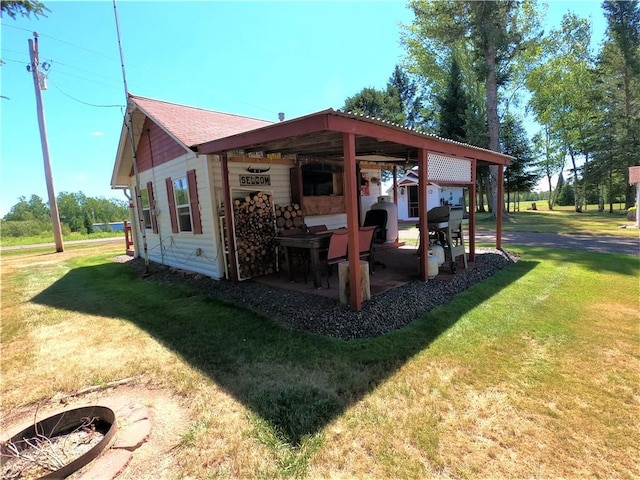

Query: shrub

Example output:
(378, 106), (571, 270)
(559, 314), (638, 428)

(0, 220), (52, 237)
(627, 206), (637, 221)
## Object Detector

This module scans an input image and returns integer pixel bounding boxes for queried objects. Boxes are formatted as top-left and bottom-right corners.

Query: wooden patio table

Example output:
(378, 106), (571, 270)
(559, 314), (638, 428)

(274, 232), (332, 288)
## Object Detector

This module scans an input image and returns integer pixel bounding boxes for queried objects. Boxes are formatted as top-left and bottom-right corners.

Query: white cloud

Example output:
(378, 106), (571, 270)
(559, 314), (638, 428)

(91, 131), (104, 137)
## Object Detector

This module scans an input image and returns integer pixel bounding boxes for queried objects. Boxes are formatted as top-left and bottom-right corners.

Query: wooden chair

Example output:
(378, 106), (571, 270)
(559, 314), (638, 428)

(358, 226), (377, 273)
(321, 229), (349, 288)
(307, 224), (328, 233)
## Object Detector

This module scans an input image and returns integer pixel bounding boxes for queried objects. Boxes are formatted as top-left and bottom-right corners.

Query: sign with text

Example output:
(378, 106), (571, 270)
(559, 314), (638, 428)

(239, 174), (271, 186)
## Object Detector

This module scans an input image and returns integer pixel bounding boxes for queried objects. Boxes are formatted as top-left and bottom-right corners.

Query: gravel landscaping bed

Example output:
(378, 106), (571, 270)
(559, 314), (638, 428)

(117, 249), (518, 340)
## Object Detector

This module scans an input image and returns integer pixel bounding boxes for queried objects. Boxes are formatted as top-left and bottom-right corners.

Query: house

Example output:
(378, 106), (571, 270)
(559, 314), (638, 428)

(385, 167), (466, 220)
(111, 94), (512, 311)
(111, 95), (385, 282)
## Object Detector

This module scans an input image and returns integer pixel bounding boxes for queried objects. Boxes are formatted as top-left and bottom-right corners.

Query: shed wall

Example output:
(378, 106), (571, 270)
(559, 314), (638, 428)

(132, 152), (223, 279)
(135, 117), (188, 172)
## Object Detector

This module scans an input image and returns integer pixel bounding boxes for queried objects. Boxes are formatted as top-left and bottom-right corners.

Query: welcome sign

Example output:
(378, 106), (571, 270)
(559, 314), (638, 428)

(239, 174), (271, 186)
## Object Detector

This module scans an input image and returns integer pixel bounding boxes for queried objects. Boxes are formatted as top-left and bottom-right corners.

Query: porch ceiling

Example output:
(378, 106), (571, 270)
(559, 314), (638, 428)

(197, 109), (513, 168)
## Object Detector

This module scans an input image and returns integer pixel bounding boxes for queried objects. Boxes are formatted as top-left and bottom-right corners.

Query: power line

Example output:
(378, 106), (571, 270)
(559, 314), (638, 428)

(1, 47), (26, 55)
(48, 79), (123, 108)
(0, 57), (26, 64)
(2, 23), (121, 63)
(50, 59), (123, 84)
(2, 21), (281, 118)
(48, 69), (124, 90)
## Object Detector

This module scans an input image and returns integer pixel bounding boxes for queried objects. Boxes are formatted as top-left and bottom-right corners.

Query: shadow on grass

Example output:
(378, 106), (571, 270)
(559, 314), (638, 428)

(31, 258), (535, 447)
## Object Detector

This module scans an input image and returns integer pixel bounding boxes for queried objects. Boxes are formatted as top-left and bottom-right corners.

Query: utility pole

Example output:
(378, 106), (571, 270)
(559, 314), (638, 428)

(113, 0), (149, 274)
(28, 32), (64, 252)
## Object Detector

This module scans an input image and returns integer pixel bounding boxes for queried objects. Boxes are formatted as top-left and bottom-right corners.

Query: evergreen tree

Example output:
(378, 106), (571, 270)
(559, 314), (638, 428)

(403, 0), (543, 217)
(601, 0), (640, 208)
(387, 65), (425, 129)
(437, 57), (468, 142)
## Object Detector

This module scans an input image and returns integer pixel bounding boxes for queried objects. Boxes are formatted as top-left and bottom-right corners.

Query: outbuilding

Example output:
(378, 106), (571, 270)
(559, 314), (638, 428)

(111, 95), (512, 311)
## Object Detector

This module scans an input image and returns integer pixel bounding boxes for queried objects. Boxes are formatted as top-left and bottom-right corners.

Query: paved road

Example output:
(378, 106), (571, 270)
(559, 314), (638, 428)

(2, 232), (638, 257)
(476, 231), (640, 257)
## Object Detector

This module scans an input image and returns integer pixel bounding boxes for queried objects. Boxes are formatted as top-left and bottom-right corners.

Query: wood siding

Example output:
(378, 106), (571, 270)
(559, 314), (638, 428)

(135, 117), (188, 173)
(131, 152), (222, 279)
(130, 158), (383, 280)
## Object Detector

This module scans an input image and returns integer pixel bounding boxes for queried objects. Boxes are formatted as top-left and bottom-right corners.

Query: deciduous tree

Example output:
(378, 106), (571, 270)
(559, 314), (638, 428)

(0, 0), (48, 19)
(403, 0), (542, 217)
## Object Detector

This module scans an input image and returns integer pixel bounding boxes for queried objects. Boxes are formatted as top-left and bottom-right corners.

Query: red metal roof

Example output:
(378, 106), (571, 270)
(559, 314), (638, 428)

(129, 94), (273, 148)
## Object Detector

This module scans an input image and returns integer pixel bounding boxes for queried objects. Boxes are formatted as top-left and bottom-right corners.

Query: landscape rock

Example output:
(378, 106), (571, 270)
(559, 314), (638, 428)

(125, 248), (518, 340)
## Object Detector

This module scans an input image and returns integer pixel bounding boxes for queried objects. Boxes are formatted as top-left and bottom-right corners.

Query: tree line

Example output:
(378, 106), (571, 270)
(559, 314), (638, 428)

(1, 193), (129, 237)
(341, 0), (639, 214)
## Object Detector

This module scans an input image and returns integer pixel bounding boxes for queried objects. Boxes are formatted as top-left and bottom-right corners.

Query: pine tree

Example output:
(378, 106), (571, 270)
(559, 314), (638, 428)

(437, 57), (468, 142)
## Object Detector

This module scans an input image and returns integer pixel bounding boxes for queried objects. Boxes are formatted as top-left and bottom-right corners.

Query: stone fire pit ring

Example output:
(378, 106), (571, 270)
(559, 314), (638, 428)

(1, 405), (117, 479)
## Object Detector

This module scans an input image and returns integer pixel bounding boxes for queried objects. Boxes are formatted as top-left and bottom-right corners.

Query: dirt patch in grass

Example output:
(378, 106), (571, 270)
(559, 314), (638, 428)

(1, 384), (192, 480)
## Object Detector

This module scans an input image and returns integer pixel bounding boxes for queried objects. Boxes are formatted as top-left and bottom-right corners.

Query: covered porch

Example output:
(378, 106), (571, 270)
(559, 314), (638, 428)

(197, 109), (513, 311)
(255, 225), (460, 298)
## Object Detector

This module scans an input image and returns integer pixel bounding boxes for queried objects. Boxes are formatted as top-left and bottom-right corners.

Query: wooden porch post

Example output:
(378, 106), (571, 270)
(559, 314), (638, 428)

(221, 154), (239, 283)
(496, 165), (504, 250)
(469, 159), (477, 262)
(392, 165), (398, 205)
(343, 132), (362, 311)
(417, 148), (429, 281)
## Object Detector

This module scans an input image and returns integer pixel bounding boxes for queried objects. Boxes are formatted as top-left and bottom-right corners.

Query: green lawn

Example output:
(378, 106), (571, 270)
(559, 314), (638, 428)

(1, 242), (638, 478)
(0, 230), (124, 247)
(396, 205), (639, 237)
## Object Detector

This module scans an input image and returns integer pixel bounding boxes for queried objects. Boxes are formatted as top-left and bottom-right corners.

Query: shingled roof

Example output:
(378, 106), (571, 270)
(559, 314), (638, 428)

(112, 95), (273, 186)
(129, 94), (273, 148)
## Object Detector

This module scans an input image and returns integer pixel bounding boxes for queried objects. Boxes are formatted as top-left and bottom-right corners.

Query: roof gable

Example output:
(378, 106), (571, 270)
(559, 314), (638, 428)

(130, 95), (273, 148)
(111, 95), (273, 187)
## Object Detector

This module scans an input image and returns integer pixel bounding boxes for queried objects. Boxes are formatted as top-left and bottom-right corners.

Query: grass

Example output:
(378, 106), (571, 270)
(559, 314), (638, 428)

(0, 230), (124, 248)
(479, 204), (639, 236)
(397, 204), (639, 240)
(1, 239), (638, 478)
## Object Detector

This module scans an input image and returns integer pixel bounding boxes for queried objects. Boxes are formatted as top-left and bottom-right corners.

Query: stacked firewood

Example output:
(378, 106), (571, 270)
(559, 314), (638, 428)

(232, 191), (277, 279)
(275, 204), (304, 231)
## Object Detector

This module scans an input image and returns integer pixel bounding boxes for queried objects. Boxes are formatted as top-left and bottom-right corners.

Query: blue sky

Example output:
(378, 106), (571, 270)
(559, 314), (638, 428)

(1, 1), (607, 216)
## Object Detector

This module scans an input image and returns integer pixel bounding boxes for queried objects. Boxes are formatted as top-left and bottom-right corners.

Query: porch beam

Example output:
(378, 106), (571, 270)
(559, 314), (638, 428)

(417, 148), (429, 282)
(343, 132), (362, 311)
(327, 115), (512, 165)
(469, 158), (477, 262)
(392, 165), (398, 205)
(496, 165), (504, 250)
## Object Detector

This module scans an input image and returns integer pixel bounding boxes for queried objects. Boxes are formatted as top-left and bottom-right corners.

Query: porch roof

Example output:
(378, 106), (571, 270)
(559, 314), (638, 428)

(197, 109), (513, 167)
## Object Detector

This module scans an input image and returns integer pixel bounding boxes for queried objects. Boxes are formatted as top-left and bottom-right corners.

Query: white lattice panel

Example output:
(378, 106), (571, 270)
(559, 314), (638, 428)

(428, 154), (472, 182)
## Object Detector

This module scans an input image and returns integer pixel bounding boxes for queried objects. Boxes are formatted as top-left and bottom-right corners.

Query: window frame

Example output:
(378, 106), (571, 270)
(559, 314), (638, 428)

(172, 176), (193, 233)
(140, 187), (153, 230)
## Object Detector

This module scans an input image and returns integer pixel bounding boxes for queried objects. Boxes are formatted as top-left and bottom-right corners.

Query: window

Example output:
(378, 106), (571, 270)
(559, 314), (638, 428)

(172, 176), (192, 232)
(301, 165), (343, 196)
(166, 170), (202, 235)
(140, 188), (152, 229)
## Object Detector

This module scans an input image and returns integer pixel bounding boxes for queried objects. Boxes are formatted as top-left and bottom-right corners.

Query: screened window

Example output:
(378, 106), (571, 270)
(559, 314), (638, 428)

(173, 177), (192, 232)
(140, 188), (152, 229)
